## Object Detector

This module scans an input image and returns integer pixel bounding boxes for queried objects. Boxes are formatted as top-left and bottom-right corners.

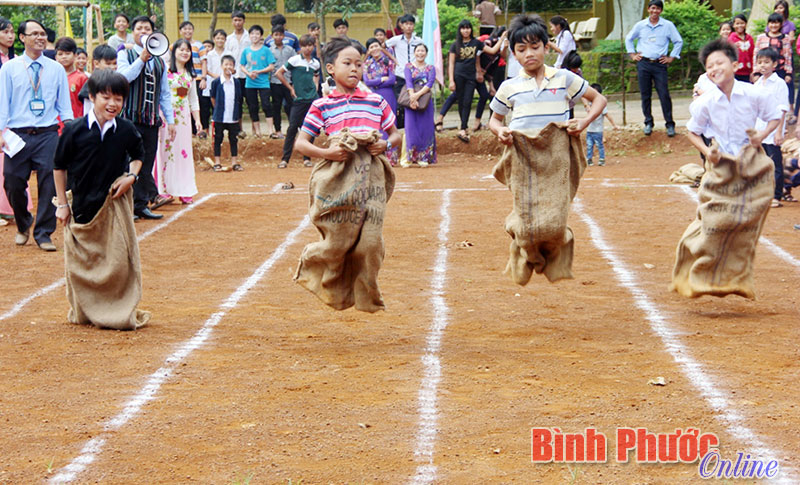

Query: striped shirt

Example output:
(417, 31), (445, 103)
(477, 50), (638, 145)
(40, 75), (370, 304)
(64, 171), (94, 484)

(490, 65), (587, 131)
(301, 88), (395, 137)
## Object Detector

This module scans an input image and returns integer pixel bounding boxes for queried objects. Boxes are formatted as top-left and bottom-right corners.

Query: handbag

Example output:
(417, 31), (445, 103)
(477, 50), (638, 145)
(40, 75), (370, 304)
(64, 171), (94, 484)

(398, 79), (432, 111)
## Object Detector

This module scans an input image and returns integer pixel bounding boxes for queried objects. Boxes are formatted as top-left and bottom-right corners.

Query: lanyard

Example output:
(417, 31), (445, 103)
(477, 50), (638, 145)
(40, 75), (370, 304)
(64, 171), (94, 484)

(26, 63), (42, 99)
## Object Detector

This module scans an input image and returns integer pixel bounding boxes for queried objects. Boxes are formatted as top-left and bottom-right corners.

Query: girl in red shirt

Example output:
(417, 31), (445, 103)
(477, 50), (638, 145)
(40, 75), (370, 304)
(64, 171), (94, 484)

(729, 14), (754, 82)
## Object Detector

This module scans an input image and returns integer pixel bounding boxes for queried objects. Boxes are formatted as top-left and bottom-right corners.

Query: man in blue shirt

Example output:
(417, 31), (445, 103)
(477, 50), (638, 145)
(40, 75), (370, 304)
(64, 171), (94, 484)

(625, 0), (683, 137)
(117, 15), (175, 220)
(0, 19), (73, 251)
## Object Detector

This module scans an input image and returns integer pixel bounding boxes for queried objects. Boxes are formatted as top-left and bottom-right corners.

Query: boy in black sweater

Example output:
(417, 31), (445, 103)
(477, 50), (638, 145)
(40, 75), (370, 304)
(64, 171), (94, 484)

(53, 70), (150, 330)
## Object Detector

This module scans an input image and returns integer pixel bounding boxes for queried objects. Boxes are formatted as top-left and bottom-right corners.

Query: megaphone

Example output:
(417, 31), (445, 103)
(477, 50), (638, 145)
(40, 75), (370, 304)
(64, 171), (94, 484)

(142, 32), (169, 57)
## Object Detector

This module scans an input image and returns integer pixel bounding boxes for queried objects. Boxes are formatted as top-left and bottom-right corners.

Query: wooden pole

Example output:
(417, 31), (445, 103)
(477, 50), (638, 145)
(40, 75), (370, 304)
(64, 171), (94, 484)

(56, 5), (65, 37)
(94, 5), (104, 43)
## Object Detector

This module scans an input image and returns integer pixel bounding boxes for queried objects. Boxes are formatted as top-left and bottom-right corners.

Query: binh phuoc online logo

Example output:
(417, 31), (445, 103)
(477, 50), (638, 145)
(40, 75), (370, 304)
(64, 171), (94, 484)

(531, 427), (779, 479)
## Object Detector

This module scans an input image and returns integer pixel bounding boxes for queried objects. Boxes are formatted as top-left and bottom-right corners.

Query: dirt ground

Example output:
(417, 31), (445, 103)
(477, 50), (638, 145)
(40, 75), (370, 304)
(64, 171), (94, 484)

(0, 128), (799, 484)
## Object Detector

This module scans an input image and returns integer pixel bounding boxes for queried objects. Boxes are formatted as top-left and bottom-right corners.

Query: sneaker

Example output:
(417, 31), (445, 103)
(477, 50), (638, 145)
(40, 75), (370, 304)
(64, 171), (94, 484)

(598, 159), (605, 166)
(666, 125), (676, 137)
(587, 159), (594, 166)
(643, 124), (653, 136)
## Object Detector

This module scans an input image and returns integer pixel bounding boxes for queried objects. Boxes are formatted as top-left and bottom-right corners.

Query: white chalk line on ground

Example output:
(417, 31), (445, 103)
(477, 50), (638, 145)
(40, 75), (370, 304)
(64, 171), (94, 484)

(677, 185), (800, 270)
(48, 214), (311, 484)
(0, 193), (218, 324)
(410, 190), (452, 485)
(573, 199), (797, 484)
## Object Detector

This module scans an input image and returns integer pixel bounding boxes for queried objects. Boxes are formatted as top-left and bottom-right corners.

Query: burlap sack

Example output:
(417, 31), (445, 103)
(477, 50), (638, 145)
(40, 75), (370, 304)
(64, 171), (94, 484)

(63, 180), (151, 329)
(669, 163), (705, 184)
(670, 141), (774, 299)
(294, 128), (395, 312)
(492, 122), (586, 285)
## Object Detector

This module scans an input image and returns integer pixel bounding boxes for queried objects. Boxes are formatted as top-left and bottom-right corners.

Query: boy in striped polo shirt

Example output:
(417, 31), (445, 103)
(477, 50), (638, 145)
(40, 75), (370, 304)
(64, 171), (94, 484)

(489, 14), (606, 142)
(295, 37), (401, 161)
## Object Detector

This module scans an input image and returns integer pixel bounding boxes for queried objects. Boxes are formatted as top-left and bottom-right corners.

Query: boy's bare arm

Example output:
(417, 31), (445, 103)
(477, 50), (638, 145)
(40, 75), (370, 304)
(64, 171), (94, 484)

(570, 87), (606, 135)
(274, 68), (294, 97)
(295, 130), (348, 161)
(54, 169), (70, 224)
(605, 111), (619, 129)
(367, 125), (401, 156)
(489, 111), (512, 145)
(687, 131), (718, 164)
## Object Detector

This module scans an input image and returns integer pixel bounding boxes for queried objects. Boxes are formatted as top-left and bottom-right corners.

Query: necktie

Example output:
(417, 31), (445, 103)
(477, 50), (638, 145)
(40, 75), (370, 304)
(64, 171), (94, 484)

(30, 61), (41, 98)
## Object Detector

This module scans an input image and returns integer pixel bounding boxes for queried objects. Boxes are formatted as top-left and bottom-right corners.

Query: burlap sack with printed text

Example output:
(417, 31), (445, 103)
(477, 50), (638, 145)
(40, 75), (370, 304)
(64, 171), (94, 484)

(63, 181), (150, 329)
(492, 122), (586, 285)
(294, 128), (395, 312)
(670, 141), (774, 299)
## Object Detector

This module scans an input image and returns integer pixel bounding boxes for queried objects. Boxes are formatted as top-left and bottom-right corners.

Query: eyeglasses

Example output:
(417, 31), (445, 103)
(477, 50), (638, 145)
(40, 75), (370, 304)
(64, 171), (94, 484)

(23, 32), (47, 38)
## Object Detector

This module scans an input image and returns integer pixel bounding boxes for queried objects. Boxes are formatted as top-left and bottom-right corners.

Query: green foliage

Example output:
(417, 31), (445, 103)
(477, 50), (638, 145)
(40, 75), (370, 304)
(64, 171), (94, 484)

(581, 50), (705, 93)
(414, 0), (478, 52)
(660, 0), (726, 51)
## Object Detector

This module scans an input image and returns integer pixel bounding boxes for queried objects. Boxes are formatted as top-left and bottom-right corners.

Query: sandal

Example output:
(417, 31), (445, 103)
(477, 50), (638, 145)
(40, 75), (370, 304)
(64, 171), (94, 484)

(435, 120), (443, 132)
(212, 164), (223, 172)
(232, 163), (244, 171)
(457, 132), (470, 143)
(472, 122), (483, 132)
(277, 160), (288, 169)
(782, 193), (798, 202)
(270, 132), (284, 139)
(771, 199), (784, 208)
(303, 159), (314, 167)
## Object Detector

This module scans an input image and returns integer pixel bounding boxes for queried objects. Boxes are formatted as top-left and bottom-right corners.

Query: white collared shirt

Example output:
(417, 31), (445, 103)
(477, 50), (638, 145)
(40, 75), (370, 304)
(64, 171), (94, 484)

(87, 107), (117, 141)
(220, 74), (236, 123)
(687, 79), (780, 156)
(754, 72), (789, 145)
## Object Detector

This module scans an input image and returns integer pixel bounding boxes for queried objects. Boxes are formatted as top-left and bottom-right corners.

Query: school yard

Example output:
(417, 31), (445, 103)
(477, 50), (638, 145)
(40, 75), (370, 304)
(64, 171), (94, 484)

(0, 127), (799, 484)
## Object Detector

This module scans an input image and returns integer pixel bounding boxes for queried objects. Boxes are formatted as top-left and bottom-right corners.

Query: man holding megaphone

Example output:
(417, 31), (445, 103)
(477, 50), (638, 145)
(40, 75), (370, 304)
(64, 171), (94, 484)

(117, 15), (175, 220)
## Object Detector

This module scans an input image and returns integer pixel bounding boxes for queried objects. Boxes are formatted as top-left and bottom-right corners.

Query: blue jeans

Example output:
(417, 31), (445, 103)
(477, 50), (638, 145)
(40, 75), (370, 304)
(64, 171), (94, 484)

(586, 132), (604, 160)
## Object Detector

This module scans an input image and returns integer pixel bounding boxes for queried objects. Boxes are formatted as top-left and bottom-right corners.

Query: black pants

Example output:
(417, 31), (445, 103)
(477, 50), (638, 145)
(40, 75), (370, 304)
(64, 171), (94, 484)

(474, 80), (491, 120)
(2, 129), (58, 243)
(198, 90), (212, 131)
(393, 76), (405, 129)
(442, 82), (489, 121)
(133, 123), (160, 213)
(637, 60), (674, 128)
(270, 83), (293, 132)
(455, 73), (477, 130)
(246, 87), (272, 122)
(479, 26), (494, 36)
(763, 143), (784, 200)
(282, 100), (313, 162)
(214, 122), (240, 157)
(492, 65), (505, 92)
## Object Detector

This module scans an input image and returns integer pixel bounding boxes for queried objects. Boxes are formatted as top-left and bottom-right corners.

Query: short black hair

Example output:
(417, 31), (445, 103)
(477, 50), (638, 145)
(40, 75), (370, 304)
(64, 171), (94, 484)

(733, 13), (748, 23)
(398, 14), (415, 24)
(179, 21), (194, 30)
(130, 15), (154, 31)
(221, 54), (235, 65)
(45, 27), (55, 43)
(299, 34), (315, 47)
(308, 22), (320, 30)
(564, 50), (582, 70)
(648, 0), (664, 9)
(590, 82), (603, 94)
(272, 25), (285, 34)
(213, 29), (227, 38)
(92, 44), (117, 62)
(768, 12), (785, 24)
(322, 36), (355, 66)
(699, 38), (737, 65)
(415, 43), (428, 54)
(88, 69), (129, 99)
(55, 36), (77, 53)
(365, 37), (379, 50)
(756, 47), (781, 63)
(249, 25), (263, 35)
(114, 13), (129, 24)
(232, 11), (245, 20)
(374, 27), (386, 35)
(508, 14), (549, 49)
(271, 13), (286, 27)
(18, 19), (45, 39)
(333, 18), (349, 29)
(76, 47), (87, 56)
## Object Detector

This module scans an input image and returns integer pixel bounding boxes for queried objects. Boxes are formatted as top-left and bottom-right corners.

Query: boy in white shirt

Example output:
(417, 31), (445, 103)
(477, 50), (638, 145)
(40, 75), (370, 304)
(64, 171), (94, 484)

(752, 47), (789, 207)
(686, 39), (780, 163)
